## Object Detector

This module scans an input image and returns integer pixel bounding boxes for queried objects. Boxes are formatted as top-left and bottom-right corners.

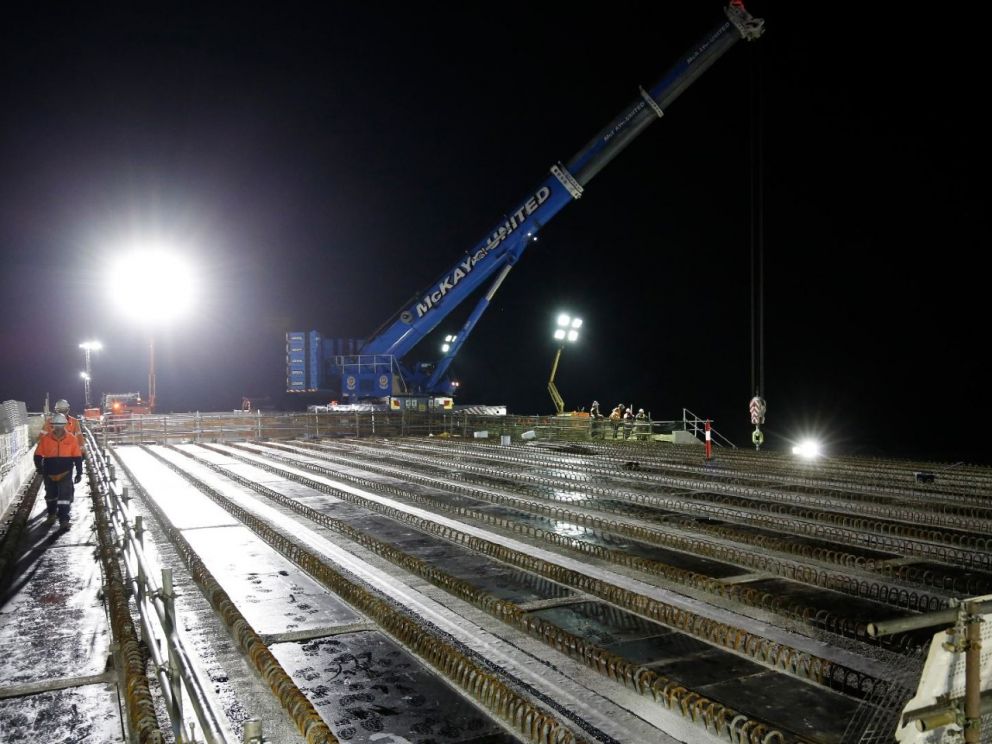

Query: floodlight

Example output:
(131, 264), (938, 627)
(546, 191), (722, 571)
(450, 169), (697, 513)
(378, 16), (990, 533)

(109, 248), (196, 324)
(792, 440), (822, 459)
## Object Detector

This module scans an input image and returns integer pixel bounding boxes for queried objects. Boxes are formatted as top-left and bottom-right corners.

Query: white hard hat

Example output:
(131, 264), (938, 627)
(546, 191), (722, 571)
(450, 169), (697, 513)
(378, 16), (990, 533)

(638, 408), (644, 414)
(54, 399), (70, 412)
(52, 413), (68, 425)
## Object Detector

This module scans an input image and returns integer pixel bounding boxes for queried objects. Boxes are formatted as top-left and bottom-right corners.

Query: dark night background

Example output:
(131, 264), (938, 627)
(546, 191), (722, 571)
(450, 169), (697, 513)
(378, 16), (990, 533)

(1, 4), (986, 464)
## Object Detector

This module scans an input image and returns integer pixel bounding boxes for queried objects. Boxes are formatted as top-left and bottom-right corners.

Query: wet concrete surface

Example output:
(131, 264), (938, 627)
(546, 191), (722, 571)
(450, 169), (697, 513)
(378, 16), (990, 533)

(343, 515), (572, 603)
(700, 672), (861, 744)
(116, 447), (240, 529)
(125, 448), (366, 638)
(530, 601), (671, 648)
(476, 504), (747, 578)
(120, 465), (311, 743)
(0, 499), (110, 687)
(183, 526), (361, 635)
(272, 631), (516, 743)
(585, 498), (679, 521)
(0, 682), (124, 743)
(189, 445), (573, 605)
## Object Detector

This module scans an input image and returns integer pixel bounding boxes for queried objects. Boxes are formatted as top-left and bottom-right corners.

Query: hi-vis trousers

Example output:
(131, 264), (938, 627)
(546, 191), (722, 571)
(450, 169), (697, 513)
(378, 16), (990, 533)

(43, 475), (74, 520)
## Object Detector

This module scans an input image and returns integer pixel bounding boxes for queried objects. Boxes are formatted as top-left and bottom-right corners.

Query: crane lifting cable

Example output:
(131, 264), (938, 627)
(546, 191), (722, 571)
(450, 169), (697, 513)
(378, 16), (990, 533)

(748, 37), (767, 450)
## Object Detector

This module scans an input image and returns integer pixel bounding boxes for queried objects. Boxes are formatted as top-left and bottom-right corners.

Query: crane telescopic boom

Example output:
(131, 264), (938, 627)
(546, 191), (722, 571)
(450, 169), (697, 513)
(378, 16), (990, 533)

(287, 3), (764, 402)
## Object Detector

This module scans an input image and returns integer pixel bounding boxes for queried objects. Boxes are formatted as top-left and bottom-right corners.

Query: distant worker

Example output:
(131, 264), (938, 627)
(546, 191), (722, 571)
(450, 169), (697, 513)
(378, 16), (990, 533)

(589, 400), (604, 439)
(609, 406), (622, 438)
(34, 413), (83, 529)
(635, 408), (649, 440)
(623, 407), (634, 439)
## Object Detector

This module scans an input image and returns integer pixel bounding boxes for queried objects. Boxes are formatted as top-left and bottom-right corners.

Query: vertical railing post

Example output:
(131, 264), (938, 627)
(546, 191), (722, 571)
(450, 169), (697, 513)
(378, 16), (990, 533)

(704, 419), (713, 461)
(244, 719), (264, 744)
(161, 568), (183, 741)
(964, 601), (982, 744)
(134, 515), (145, 607)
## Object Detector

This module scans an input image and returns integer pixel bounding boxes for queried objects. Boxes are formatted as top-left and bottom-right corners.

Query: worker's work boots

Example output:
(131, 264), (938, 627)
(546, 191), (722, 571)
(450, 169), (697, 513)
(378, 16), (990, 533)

(44, 514), (57, 527)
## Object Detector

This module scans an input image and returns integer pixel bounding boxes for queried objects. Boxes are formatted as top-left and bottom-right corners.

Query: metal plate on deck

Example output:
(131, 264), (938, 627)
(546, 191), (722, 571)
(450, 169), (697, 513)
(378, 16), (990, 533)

(184, 526), (361, 635)
(272, 632), (516, 743)
(0, 683), (124, 743)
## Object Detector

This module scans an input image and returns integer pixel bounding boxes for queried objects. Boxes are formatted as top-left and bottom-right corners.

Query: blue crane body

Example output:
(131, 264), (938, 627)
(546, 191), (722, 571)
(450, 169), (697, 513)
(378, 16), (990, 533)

(287, 2), (763, 402)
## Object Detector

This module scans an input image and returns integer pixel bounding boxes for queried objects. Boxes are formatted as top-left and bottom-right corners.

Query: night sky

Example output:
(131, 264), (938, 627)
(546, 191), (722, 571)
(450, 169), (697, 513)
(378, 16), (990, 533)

(1, 4), (986, 464)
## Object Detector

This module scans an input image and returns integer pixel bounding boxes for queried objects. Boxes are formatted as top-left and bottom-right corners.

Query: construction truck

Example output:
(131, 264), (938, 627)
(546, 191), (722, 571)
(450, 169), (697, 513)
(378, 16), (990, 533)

(286, 2), (764, 406)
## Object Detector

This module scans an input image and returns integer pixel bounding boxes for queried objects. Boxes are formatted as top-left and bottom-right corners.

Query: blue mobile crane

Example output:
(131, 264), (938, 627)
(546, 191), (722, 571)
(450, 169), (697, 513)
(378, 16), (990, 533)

(288, 2), (764, 405)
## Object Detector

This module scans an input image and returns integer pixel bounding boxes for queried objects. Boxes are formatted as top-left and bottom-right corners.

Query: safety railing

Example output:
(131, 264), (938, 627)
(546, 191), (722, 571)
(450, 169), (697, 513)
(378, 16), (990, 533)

(92, 409), (734, 449)
(85, 428), (249, 744)
(682, 407), (737, 448)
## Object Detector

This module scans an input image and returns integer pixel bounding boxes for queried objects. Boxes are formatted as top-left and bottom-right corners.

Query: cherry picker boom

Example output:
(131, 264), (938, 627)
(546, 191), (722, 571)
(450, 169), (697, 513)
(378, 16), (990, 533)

(287, 2), (764, 403)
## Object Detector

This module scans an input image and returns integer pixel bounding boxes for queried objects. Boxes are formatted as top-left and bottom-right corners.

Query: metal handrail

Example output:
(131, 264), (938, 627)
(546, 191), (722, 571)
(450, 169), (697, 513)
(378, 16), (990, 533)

(85, 428), (239, 744)
(92, 409), (741, 450)
(682, 408), (737, 449)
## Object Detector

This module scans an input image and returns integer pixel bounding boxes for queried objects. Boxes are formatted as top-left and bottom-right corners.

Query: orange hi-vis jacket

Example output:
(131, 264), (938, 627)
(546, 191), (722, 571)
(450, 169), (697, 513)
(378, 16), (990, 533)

(34, 430), (83, 481)
(41, 414), (85, 451)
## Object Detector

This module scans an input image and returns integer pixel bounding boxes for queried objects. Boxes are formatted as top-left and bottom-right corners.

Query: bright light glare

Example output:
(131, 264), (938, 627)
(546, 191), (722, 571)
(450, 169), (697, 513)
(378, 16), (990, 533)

(110, 248), (196, 324)
(553, 329), (567, 340)
(567, 329), (579, 342)
(792, 440), (822, 459)
(79, 340), (103, 351)
(557, 313), (571, 327)
(441, 343), (450, 353)
(445, 335), (454, 342)
(80, 371), (90, 380)
(570, 318), (582, 329)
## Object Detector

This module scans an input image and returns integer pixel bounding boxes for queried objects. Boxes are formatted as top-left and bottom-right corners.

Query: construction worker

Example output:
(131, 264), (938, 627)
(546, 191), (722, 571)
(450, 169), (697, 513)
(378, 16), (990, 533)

(42, 399), (84, 450)
(622, 407), (634, 439)
(589, 400), (603, 439)
(609, 406), (622, 438)
(635, 408), (649, 440)
(34, 413), (83, 529)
